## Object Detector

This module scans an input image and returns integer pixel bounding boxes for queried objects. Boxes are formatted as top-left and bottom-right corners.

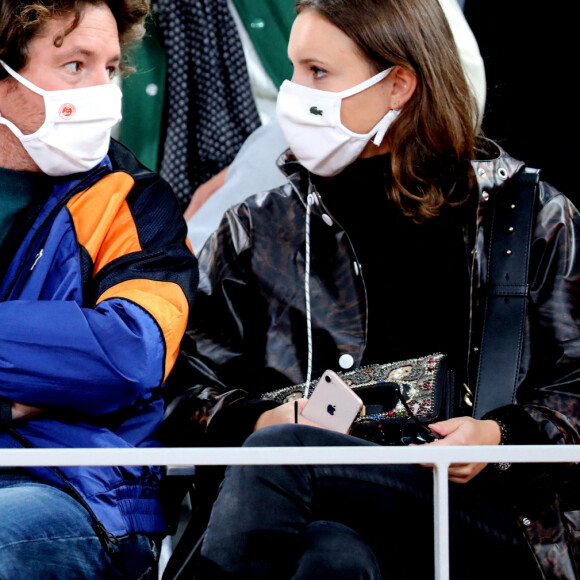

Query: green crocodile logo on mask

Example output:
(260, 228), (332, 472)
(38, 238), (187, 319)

(309, 106), (323, 116)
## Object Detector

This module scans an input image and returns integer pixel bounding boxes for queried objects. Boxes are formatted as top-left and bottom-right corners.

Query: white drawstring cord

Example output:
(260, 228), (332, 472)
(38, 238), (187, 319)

(303, 190), (317, 397)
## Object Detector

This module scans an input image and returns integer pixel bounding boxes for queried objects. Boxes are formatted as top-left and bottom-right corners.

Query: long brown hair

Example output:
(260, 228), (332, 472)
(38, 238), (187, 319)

(296, 0), (479, 221)
(0, 0), (149, 78)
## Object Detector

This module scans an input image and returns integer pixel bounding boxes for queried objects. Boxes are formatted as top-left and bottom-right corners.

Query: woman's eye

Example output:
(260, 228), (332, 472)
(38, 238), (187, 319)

(64, 62), (81, 73)
(107, 66), (118, 79)
(310, 66), (327, 79)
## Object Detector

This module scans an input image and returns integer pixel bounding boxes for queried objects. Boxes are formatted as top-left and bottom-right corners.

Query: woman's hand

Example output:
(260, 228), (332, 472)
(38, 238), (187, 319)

(11, 402), (44, 421)
(254, 399), (327, 431)
(423, 417), (501, 483)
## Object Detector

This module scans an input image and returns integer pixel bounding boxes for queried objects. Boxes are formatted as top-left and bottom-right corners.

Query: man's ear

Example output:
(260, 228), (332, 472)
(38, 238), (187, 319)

(389, 66), (417, 110)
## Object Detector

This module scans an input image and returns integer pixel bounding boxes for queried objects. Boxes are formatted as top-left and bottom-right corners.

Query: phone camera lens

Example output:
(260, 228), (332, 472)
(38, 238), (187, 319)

(325, 375), (331, 383)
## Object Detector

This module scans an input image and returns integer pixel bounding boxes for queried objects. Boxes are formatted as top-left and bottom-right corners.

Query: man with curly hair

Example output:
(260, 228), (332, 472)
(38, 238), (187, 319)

(0, 1), (197, 577)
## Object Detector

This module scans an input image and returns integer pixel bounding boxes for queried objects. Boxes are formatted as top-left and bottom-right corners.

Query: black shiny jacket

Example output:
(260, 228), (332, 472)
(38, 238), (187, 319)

(164, 142), (580, 578)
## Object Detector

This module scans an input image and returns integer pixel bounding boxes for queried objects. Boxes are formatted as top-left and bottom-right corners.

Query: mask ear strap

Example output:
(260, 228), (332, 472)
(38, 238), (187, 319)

(372, 109), (400, 146)
(0, 60), (46, 96)
(0, 115), (26, 139)
(338, 67), (393, 99)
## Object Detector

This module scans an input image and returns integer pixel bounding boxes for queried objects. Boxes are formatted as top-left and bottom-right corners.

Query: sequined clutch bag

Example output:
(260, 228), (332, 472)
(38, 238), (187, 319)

(261, 353), (453, 444)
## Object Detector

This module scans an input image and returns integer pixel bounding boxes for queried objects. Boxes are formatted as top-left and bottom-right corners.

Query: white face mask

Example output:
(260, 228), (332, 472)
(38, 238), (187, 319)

(0, 60), (122, 176)
(276, 67), (399, 177)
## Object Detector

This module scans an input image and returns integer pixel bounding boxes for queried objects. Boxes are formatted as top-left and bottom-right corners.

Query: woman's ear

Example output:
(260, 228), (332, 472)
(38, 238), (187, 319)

(389, 66), (417, 110)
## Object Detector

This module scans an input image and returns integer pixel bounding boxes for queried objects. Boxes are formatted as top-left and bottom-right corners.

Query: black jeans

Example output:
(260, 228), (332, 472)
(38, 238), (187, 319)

(196, 425), (539, 579)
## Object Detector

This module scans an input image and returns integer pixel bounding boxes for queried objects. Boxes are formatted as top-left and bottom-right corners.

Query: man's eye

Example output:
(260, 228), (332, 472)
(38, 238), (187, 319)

(107, 66), (118, 79)
(64, 62), (81, 73)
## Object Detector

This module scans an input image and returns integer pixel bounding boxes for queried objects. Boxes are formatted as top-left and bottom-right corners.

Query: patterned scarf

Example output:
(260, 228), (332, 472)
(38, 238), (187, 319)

(155, 0), (261, 210)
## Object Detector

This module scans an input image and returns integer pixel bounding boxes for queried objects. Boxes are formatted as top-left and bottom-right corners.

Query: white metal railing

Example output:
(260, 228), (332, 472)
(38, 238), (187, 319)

(1, 445), (578, 580)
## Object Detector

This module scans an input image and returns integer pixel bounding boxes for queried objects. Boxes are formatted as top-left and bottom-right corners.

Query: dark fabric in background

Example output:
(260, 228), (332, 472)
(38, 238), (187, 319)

(155, 0), (262, 210)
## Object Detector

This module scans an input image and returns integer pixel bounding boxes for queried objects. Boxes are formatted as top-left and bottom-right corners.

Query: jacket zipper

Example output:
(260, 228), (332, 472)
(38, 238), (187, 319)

(30, 249), (43, 271)
(0, 165), (107, 302)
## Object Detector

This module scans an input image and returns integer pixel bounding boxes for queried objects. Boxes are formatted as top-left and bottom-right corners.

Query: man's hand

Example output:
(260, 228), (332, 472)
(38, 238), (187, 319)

(254, 399), (327, 431)
(11, 402), (44, 421)
(183, 166), (229, 221)
(423, 417), (502, 483)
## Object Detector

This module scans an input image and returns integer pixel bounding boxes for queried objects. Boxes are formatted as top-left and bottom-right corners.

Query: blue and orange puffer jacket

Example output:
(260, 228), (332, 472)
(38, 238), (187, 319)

(0, 140), (198, 537)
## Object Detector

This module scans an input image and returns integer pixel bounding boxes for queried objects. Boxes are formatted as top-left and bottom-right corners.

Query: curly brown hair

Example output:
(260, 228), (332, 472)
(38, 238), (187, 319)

(0, 0), (149, 78)
(296, 0), (480, 222)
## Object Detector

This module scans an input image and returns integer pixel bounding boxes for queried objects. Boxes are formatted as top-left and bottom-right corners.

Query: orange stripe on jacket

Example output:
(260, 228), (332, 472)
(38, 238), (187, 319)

(97, 279), (189, 381)
(67, 173), (141, 275)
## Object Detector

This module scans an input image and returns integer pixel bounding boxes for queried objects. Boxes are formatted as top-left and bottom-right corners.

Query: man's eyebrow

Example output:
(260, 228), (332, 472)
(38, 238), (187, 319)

(56, 47), (121, 63)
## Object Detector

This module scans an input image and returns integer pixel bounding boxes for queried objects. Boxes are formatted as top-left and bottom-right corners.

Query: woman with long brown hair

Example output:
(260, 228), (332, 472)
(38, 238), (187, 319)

(165, 0), (580, 577)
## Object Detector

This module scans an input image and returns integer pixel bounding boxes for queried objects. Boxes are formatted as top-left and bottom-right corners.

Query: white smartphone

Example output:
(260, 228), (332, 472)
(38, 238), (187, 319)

(302, 370), (364, 433)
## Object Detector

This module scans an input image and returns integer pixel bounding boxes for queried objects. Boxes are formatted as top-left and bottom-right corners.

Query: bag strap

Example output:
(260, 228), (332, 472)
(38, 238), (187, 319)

(472, 167), (540, 419)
